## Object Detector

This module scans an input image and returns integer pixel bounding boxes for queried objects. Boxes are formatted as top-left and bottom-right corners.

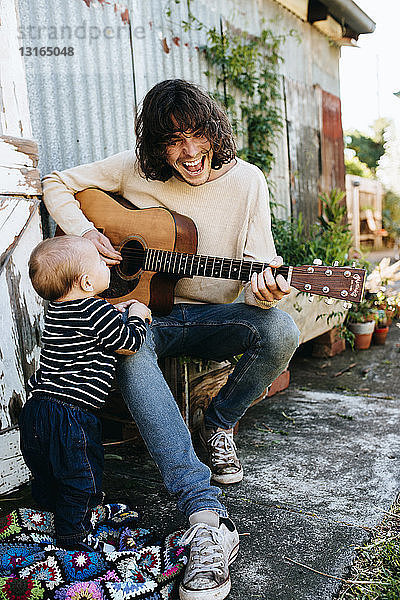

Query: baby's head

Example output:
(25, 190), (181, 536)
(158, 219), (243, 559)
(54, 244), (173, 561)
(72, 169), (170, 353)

(29, 235), (110, 301)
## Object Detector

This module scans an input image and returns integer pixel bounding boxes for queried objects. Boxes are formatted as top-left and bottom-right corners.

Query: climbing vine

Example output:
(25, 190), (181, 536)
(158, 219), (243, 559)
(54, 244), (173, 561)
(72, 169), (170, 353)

(166, 0), (297, 178)
(203, 25), (288, 177)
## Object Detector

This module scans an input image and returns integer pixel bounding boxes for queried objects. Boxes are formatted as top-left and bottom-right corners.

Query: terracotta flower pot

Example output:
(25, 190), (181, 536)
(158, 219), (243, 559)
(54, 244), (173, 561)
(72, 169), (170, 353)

(348, 321), (375, 350)
(386, 309), (395, 325)
(373, 326), (389, 345)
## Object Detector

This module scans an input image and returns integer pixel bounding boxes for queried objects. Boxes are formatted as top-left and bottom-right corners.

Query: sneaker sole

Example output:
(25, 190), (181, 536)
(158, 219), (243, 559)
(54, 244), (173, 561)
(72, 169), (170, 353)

(211, 468), (244, 485)
(179, 578), (231, 600)
(179, 543), (239, 600)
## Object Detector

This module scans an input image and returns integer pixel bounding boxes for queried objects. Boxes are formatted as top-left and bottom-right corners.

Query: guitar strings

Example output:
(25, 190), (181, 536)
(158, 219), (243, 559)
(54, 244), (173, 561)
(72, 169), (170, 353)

(109, 249), (357, 273)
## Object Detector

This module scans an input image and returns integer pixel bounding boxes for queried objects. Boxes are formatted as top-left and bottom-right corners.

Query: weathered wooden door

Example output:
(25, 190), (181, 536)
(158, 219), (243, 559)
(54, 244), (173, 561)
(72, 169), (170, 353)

(0, 0), (43, 493)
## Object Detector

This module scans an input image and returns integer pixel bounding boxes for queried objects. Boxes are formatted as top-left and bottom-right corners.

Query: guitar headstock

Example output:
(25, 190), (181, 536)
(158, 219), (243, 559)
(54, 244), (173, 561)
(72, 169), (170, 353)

(290, 264), (366, 303)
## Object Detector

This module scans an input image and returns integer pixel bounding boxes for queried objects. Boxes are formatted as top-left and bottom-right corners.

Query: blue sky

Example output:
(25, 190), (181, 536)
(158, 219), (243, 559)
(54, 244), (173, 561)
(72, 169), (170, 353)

(340, 0), (400, 134)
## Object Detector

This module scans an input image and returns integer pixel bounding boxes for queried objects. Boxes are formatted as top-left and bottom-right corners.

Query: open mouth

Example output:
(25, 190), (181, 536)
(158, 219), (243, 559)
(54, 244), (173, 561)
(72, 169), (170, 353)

(180, 155), (206, 176)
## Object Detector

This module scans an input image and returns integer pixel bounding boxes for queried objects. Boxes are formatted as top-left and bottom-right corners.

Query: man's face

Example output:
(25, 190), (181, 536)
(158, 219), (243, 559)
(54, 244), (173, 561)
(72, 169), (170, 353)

(165, 130), (213, 186)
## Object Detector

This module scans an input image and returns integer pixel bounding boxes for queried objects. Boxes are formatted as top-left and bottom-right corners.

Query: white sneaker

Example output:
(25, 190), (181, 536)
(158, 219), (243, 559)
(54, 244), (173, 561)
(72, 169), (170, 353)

(179, 511), (239, 600)
(200, 425), (244, 485)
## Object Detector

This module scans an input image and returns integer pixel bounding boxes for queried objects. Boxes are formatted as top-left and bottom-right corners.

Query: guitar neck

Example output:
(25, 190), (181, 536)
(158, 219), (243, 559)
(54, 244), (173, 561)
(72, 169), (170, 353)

(143, 248), (286, 281)
(140, 248), (366, 302)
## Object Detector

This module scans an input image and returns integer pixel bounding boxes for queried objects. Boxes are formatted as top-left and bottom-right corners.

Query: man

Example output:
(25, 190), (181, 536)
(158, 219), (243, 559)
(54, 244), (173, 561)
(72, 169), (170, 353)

(42, 79), (299, 600)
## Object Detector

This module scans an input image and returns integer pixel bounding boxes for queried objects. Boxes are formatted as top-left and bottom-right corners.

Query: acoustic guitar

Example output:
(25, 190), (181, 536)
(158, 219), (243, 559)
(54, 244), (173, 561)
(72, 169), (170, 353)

(57, 188), (366, 315)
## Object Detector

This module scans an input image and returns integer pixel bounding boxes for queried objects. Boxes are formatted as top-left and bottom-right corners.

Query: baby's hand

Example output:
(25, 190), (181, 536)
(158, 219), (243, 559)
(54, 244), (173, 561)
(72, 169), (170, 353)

(127, 300), (152, 324)
(114, 299), (140, 313)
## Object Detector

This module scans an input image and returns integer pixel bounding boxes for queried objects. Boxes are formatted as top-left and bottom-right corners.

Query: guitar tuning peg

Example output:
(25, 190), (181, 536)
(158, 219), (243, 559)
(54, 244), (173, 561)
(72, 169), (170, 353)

(352, 261), (357, 268)
(324, 298), (334, 305)
(313, 259), (322, 266)
(307, 295), (314, 303)
(332, 260), (339, 267)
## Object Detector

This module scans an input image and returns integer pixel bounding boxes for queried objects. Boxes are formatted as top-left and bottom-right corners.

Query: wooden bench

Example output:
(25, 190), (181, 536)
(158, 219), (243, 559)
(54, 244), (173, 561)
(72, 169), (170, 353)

(360, 208), (388, 248)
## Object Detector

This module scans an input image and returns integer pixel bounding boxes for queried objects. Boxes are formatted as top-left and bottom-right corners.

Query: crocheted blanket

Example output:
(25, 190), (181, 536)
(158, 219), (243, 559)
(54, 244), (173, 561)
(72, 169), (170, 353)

(0, 504), (188, 600)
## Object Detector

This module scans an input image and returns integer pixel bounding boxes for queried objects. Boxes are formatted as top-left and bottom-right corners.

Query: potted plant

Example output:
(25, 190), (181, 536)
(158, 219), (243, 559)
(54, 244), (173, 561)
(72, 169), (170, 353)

(346, 299), (376, 350)
(373, 309), (389, 345)
(372, 290), (393, 325)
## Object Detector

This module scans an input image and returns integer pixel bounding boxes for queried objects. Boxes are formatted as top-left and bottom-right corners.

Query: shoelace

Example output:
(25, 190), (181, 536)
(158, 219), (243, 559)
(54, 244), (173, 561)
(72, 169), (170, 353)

(208, 430), (239, 467)
(84, 533), (101, 551)
(180, 523), (226, 582)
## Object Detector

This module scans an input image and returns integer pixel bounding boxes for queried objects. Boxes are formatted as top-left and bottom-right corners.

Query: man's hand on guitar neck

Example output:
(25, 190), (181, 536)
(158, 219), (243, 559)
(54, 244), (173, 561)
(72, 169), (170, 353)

(83, 229), (122, 266)
(250, 255), (290, 303)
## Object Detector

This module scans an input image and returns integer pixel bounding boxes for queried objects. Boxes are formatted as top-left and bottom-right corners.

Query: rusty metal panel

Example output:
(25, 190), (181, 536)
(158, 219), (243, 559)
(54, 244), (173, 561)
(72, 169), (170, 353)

(319, 87), (345, 194)
(130, 0), (221, 106)
(284, 77), (320, 228)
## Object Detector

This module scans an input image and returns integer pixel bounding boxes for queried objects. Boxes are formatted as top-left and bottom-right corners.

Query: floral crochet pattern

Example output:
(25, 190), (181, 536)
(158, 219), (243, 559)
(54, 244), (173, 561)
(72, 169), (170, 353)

(0, 504), (187, 600)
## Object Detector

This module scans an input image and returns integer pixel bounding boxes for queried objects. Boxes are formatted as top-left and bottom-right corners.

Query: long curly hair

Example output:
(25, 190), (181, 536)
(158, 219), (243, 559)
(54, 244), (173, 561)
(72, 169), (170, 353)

(135, 79), (236, 181)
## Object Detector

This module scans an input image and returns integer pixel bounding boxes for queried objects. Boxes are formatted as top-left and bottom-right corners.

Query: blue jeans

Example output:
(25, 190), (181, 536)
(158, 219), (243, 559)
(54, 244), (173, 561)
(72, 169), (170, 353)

(19, 395), (104, 546)
(116, 302), (299, 518)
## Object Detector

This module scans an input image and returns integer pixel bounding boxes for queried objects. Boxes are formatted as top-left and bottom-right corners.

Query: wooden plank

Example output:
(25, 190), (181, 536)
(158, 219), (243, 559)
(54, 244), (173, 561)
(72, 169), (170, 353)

(0, 209), (43, 494)
(0, 196), (41, 274)
(279, 289), (346, 344)
(284, 77), (320, 230)
(0, 0), (32, 138)
(272, 0), (308, 21)
(0, 429), (30, 494)
(0, 136), (41, 195)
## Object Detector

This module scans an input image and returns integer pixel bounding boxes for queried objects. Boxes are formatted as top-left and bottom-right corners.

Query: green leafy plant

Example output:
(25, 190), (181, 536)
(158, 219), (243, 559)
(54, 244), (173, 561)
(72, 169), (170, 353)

(383, 190), (400, 243)
(338, 501), (400, 600)
(345, 155), (373, 178)
(272, 189), (353, 266)
(346, 299), (375, 324)
(167, 2), (297, 181)
(203, 24), (295, 177)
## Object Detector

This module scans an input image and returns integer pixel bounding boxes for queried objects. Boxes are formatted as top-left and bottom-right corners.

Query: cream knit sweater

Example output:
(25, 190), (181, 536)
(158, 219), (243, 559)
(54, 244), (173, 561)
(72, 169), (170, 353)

(42, 151), (277, 307)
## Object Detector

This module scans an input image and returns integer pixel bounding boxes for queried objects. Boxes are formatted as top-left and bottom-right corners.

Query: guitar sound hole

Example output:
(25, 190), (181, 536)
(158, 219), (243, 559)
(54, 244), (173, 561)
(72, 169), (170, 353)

(119, 239), (145, 277)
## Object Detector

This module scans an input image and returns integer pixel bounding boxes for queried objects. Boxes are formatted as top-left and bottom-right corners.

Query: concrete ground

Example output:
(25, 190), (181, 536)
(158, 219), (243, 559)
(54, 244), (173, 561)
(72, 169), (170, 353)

(101, 322), (399, 600)
(94, 318), (398, 600)
(3, 251), (399, 599)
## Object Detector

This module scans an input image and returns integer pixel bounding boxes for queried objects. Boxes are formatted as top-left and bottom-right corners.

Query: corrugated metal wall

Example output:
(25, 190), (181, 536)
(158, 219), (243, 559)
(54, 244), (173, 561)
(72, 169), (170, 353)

(17, 0), (343, 225)
(17, 0), (136, 172)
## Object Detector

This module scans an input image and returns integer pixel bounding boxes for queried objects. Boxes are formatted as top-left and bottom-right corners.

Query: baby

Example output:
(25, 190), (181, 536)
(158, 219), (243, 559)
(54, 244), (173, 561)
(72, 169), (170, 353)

(19, 235), (151, 551)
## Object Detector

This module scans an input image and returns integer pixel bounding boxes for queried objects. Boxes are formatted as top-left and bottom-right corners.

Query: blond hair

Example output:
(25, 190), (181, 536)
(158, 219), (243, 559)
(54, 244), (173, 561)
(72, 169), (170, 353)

(29, 236), (92, 301)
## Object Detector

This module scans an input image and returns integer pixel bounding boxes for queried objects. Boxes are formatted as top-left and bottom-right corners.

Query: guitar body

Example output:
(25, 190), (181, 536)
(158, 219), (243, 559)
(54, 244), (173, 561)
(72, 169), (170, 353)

(59, 189), (198, 314)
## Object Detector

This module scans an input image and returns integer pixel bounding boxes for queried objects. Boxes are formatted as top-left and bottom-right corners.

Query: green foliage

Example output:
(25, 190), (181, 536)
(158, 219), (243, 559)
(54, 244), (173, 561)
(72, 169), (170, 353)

(345, 119), (389, 174)
(272, 189), (352, 266)
(338, 502), (400, 600)
(270, 213), (312, 266)
(170, 2), (296, 178)
(202, 24), (294, 176)
(346, 131), (384, 170)
(383, 190), (400, 240)
(345, 155), (373, 178)
(346, 298), (375, 324)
